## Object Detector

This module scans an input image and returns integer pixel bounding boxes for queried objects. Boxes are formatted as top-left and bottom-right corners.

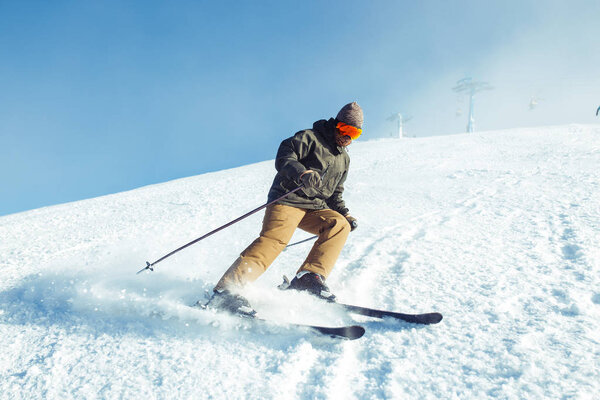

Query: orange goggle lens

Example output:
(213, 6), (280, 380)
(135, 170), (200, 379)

(336, 122), (362, 140)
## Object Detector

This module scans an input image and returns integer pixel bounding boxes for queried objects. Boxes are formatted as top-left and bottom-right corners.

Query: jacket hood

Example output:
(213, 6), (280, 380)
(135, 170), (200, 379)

(313, 118), (342, 152)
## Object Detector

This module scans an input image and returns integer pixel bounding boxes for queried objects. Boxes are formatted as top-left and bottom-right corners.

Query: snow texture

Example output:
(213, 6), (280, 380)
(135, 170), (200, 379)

(1, 124), (599, 399)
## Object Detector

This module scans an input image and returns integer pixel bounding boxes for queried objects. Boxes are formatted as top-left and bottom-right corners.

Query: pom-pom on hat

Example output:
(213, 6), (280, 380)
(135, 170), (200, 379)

(336, 102), (364, 129)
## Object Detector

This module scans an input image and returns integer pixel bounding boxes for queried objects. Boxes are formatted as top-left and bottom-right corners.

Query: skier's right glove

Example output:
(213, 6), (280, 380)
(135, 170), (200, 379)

(300, 170), (321, 195)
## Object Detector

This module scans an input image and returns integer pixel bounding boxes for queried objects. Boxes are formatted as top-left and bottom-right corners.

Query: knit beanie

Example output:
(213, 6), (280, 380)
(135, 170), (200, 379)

(336, 102), (364, 129)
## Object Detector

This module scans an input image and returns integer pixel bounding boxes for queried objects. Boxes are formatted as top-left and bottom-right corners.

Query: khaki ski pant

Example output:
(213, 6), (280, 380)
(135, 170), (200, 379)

(215, 204), (351, 290)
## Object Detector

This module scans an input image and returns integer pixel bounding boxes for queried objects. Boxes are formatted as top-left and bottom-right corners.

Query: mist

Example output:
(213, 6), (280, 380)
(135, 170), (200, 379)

(378, 1), (600, 138)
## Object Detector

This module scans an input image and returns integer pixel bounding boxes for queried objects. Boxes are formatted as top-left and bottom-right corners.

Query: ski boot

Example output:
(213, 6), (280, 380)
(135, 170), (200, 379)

(201, 289), (257, 317)
(280, 271), (337, 302)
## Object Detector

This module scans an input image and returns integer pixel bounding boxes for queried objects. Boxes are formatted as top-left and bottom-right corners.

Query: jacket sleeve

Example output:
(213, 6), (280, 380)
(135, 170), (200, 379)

(274, 131), (313, 182)
(326, 169), (349, 215)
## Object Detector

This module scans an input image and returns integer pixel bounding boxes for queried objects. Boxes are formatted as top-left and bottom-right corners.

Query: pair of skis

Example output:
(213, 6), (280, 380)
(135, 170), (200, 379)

(250, 302), (443, 340)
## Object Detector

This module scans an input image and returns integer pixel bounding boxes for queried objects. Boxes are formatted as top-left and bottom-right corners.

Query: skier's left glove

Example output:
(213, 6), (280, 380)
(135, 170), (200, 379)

(345, 215), (358, 231)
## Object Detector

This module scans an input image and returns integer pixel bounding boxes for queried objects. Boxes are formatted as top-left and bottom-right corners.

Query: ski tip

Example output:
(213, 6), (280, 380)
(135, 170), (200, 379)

(308, 324), (366, 340)
(347, 325), (366, 340)
(423, 312), (443, 324)
(316, 324), (365, 340)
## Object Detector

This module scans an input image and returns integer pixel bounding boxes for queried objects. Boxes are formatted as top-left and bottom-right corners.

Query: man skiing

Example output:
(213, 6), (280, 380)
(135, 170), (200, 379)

(205, 102), (364, 316)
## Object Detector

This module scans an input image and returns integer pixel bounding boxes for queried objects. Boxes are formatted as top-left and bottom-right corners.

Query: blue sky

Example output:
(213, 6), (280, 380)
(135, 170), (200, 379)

(1, 0), (599, 216)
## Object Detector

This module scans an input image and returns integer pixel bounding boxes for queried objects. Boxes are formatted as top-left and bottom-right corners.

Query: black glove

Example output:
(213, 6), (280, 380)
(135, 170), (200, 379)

(300, 170), (321, 191)
(345, 215), (358, 231)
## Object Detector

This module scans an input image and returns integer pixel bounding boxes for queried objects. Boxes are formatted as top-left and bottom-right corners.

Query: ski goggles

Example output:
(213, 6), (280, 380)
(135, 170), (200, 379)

(336, 122), (362, 140)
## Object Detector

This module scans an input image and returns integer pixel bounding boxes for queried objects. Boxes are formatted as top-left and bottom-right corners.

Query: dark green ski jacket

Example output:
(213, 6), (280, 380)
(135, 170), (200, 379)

(267, 118), (350, 215)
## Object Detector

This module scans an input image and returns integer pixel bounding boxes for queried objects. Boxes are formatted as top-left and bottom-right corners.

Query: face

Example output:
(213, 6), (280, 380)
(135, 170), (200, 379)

(335, 131), (353, 147)
(335, 122), (362, 147)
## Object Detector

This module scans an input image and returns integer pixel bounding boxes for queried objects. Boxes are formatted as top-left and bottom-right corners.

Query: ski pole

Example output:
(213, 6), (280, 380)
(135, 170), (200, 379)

(284, 235), (318, 250)
(284, 219), (357, 250)
(137, 185), (304, 274)
(284, 214), (357, 250)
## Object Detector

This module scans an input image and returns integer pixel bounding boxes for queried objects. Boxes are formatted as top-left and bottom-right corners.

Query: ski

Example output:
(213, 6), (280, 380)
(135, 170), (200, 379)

(337, 303), (443, 325)
(278, 275), (443, 325)
(192, 302), (365, 340)
(257, 318), (365, 340)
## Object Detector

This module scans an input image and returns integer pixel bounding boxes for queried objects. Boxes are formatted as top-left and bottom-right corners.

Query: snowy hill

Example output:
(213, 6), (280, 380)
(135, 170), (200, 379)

(1, 124), (599, 399)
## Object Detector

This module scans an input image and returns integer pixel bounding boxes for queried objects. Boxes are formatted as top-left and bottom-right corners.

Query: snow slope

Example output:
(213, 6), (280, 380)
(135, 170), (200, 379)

(1, 124), (599, 399)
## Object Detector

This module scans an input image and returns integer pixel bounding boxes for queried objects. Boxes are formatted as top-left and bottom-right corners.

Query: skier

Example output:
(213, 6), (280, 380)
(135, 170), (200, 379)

(205, 102), (364, 315)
